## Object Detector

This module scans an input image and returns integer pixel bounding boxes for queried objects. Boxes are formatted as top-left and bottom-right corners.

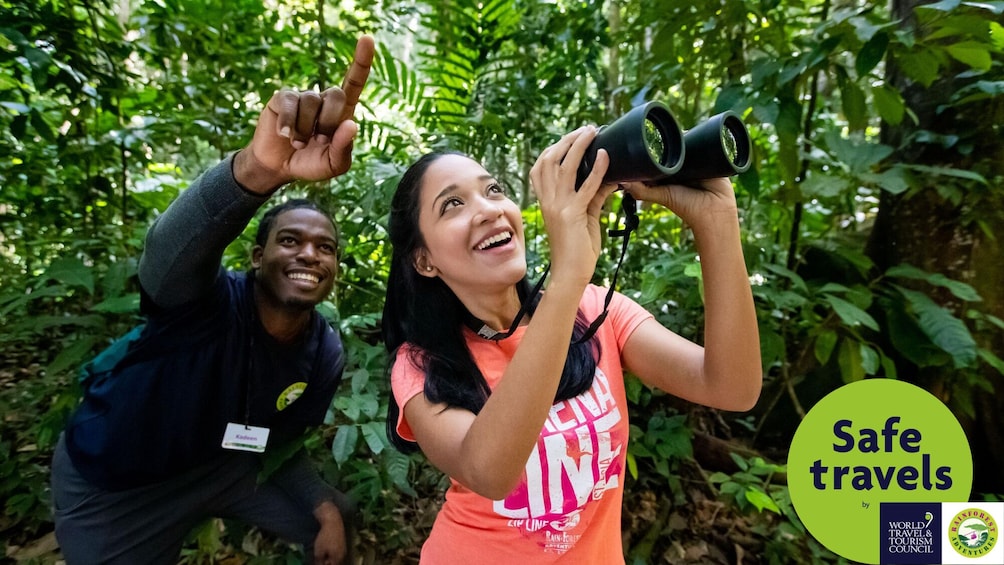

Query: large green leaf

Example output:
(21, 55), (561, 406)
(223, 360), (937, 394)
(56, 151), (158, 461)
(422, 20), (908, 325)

(814, 330), (838, 364)
(40, 258), (94, 294)
(896, 286), (978, 368)
(871, 84), (905, 125)
(917, 0), (963, 12)
(382, 448), (417, 497)
(946, 41), (993, 70)
(802, 172), (849, 199)
(45, 336), (98, 375)
(838, 338), (866, 382)
(895, 50), (941, 87)
(331, 425), (359, 466)
(361, 421), (387, 456)
(901, 164), (988, 185)
(856, 32), (890, 77)
(860, 343), (880, 374)
(823, 130), (893, 175)
(840, 78), (868, 132)
(744, 486), (782, 514)
(885, 264), (982, 302)
(883, 297), (948, 366)
(824, 294), (880, 331)
(91, 294), (141, 314)
(861, 167), (912, 195)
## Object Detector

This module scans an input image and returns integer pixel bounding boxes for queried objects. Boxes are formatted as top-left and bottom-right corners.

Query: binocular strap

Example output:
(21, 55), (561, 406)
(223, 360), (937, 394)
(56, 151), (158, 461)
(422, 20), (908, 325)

(464, 194), (638, 346)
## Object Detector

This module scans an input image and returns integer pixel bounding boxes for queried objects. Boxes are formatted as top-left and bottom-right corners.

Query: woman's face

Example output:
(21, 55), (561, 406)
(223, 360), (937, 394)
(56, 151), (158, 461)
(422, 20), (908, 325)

(414, 154), (526, 296)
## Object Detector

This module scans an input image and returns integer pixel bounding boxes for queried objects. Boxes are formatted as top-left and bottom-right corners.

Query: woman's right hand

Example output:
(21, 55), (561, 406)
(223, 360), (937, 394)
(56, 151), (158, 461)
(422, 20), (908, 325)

(529, 127), (619, 287)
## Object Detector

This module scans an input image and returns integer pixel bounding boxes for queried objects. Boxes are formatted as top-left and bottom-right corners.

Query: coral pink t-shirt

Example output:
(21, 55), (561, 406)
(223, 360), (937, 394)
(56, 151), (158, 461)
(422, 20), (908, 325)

(392, 285), (653, 564)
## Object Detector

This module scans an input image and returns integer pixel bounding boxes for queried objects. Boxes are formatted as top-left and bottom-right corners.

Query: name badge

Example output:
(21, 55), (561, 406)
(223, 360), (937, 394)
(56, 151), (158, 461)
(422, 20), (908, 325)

(222, 422), (270, 453)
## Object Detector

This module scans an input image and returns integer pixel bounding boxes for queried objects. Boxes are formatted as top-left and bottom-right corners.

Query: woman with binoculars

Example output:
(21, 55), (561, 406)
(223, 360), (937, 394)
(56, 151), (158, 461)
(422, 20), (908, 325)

(382, 125), (762, 563)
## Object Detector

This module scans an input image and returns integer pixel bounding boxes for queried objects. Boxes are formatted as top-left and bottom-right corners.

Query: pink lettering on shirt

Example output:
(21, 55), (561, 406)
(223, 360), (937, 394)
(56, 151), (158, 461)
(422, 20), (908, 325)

(493, 369), (626, 553)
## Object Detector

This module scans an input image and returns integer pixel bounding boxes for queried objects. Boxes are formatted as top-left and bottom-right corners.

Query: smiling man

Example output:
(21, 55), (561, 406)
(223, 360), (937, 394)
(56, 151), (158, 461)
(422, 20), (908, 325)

(49, 36), (374, 565)
(253, 200), (340, 315)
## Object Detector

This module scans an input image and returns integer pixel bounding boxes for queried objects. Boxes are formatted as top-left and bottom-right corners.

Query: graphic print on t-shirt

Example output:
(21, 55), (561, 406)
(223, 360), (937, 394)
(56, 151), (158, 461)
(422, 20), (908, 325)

(492, 368), (625, 554)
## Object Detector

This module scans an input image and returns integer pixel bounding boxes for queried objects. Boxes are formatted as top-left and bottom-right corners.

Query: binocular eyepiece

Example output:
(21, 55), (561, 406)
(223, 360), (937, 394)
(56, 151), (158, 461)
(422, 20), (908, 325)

(575, 101), (752, 189)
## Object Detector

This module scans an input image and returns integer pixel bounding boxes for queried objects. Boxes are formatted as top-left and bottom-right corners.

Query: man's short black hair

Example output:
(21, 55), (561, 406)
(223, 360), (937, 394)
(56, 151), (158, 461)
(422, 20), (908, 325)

(255, 199), (337, 248)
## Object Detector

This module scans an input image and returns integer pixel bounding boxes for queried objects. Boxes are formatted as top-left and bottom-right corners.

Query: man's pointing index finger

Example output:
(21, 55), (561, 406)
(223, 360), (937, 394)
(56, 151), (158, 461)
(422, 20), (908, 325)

(339, 35), (375, 123)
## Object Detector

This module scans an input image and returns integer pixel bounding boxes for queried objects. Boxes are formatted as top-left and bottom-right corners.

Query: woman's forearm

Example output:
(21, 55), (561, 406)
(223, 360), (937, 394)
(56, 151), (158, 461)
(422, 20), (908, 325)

(692, 211), (762, 410)
(455, 279), (587, 498)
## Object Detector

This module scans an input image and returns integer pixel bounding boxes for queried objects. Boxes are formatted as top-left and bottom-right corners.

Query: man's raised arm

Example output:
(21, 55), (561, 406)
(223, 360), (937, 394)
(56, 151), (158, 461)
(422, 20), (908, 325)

(138, 36), (375, 309)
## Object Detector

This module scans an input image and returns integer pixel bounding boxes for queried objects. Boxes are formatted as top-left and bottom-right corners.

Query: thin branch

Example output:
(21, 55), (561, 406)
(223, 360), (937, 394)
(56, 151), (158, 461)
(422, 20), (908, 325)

(786, 0), (831, 272)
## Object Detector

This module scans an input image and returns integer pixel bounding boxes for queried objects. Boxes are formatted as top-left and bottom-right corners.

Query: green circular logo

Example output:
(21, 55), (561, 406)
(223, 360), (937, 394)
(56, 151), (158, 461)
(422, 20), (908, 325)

(949, 508), (998, 558)
(788, 379), (973, 564)
(276, 381), (307, 411)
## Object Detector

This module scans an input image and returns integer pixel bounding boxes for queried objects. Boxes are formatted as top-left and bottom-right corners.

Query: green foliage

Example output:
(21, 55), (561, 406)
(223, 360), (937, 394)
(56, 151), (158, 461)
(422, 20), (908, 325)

(0, 223), (140, 548)
(324, 314), (445, 554)
(2, 0), (1002, 562)
(626, 407), (692, 505)
(709, 454), (786, 515)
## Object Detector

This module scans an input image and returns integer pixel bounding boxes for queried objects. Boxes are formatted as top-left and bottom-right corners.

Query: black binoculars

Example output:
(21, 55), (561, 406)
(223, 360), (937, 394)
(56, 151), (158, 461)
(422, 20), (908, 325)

(575, 101), (752, 189)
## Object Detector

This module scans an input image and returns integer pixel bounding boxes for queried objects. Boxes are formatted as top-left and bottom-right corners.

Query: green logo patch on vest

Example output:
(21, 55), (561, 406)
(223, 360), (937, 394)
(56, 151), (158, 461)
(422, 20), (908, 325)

(276, 382), (307, 411)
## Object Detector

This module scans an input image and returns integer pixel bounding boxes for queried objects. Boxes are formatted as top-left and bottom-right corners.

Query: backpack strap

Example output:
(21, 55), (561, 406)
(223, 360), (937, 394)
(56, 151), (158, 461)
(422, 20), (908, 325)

(77, 324), (148, 387)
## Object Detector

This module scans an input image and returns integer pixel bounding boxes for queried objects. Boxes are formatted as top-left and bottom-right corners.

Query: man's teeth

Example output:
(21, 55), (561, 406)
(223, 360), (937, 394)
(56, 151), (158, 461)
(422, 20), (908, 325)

(477, 232), (512, 250)
(288, 273), (319, 283)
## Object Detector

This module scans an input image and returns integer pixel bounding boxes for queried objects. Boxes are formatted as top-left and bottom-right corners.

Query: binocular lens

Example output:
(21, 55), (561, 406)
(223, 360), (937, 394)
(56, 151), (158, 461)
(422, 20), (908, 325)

(669, 111), (752, 183)
(722, 127), (739, 165)
(643, 118), (667, 166)
(575, 101), (685, 189)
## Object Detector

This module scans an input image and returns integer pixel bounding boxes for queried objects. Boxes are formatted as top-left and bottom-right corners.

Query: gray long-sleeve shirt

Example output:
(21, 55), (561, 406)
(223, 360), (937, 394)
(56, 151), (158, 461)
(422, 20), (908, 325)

(139, 154), (267, 308)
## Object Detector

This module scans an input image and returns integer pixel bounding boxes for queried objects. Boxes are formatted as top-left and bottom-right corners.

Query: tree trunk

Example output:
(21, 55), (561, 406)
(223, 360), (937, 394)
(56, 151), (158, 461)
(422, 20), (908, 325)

(866, 0), (1004, 494)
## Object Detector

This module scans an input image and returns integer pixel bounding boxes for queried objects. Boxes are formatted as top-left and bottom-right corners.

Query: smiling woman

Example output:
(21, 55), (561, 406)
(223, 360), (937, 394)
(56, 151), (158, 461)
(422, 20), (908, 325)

(380, 128), (762, 564)
(412, 154), (527, 317)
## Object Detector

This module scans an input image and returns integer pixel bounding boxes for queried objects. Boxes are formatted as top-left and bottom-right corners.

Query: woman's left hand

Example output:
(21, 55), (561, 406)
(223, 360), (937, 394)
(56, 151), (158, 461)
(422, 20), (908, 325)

(620, 177), (738, 232)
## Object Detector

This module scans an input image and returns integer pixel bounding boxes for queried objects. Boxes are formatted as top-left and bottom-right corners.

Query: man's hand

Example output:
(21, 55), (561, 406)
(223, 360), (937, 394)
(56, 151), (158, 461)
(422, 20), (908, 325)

(312, 500), (347, 565)
(234, 35), (376, 194)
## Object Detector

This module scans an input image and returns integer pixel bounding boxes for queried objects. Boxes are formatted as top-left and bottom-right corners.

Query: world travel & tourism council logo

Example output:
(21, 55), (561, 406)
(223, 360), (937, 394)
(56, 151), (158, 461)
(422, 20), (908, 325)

(880, 503), (940, 564)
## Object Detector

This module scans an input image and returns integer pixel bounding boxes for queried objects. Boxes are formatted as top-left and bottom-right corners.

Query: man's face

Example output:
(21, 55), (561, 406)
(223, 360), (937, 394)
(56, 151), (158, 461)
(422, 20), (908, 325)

(252, 208), (338, 311)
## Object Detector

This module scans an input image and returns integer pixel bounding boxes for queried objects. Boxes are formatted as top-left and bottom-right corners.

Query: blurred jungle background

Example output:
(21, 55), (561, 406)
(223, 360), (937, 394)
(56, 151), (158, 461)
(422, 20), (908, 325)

(2, 0), (1002, 563)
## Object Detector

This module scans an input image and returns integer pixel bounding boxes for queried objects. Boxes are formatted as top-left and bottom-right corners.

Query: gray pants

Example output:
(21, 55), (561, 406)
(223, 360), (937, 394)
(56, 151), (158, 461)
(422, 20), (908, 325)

(51, 434), (336, 565)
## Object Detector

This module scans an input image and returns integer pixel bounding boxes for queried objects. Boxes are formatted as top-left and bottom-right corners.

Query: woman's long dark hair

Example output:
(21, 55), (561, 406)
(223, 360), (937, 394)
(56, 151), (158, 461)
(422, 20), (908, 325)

(383, 152), (600, 452)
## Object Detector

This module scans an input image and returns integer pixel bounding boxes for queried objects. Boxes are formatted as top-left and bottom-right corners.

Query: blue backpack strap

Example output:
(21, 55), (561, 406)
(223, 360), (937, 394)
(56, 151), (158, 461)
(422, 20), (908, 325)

(77, 324), (147, 386)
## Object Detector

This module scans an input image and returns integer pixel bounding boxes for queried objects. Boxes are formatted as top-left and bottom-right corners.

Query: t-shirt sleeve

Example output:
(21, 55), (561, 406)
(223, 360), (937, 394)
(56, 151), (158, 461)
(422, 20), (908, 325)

(390, 344), (426, 443)
(605, 288), (655, 349)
